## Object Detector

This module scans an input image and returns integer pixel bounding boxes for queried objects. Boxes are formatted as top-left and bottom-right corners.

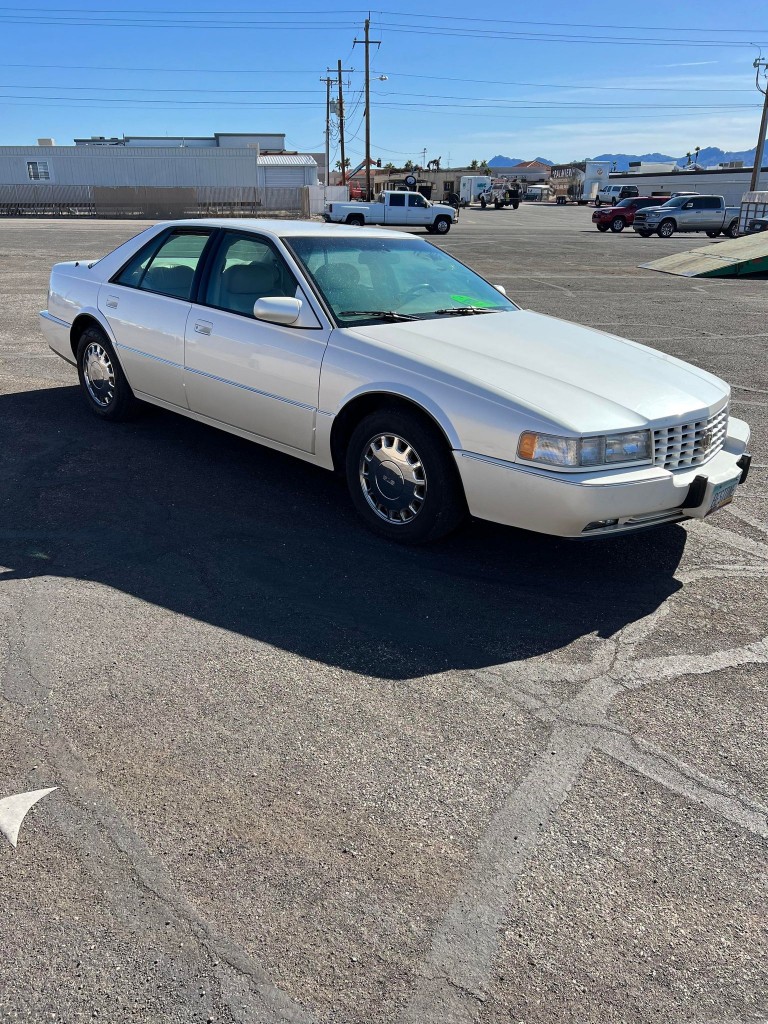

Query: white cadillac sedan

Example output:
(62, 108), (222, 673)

(40, 219), (751, 543)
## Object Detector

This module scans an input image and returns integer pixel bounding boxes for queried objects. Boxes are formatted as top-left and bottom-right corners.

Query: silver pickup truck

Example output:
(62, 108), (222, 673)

(324, 190), (457, 234)
(633, 195), (740, 239)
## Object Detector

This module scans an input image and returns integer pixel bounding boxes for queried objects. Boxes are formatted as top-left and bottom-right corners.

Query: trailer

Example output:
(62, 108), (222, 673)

(459, 175), (491, 207)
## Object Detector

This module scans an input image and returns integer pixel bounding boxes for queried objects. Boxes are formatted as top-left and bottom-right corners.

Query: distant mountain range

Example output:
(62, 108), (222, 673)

(488, 147), (757, 170)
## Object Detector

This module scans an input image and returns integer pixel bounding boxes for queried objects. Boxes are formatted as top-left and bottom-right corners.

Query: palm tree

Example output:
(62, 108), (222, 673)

(335, 157), (351, 171)
(404, 159), (414, 171)
(384, 162), (395, 172)
(469, 159), (479, 170)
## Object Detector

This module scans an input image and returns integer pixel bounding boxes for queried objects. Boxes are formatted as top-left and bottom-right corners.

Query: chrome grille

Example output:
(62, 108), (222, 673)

(653, 405), (729, 471)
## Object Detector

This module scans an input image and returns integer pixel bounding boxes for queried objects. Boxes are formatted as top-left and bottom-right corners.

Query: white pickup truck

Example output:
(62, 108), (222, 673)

(324, 190), (457, 234)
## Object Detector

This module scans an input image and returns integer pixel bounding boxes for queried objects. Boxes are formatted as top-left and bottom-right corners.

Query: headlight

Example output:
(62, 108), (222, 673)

(517, 430), (651, 468)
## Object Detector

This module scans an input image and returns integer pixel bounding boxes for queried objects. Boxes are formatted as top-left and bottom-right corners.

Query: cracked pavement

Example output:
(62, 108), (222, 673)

(0, 208), (766, 1023)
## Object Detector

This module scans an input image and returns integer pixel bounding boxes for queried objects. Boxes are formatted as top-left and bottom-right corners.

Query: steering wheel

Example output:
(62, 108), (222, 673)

(400, 282), (437, 303)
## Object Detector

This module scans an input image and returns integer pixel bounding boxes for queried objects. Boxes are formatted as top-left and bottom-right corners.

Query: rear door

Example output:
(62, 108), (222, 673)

(184, 230), (330, 453)
(383, 192), (406, 223)
(99, 227), (215, 408)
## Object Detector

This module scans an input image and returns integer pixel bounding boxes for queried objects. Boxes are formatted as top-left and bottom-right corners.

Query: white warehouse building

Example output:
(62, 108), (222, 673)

(0, 132), (320, 217)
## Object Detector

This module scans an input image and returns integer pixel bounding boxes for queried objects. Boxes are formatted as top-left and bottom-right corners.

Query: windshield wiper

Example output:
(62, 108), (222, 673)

(340, 309), (418, 322)
(429, 306), (500, 316)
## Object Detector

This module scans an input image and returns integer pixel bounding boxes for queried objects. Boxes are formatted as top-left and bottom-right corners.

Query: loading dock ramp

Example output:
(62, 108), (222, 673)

(639, 232), (768, 278)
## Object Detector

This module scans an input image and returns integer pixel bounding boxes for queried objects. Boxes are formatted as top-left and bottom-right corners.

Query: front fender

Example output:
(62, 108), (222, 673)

(336, 381), (462, 450)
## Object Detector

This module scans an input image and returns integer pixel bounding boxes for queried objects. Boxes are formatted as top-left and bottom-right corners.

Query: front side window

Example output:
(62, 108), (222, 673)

(204, 233), (295, 317)
(116, 230), (211, 300)
(287, 235), (517, 325)
(27, 160), (50, 181)
(408, 194), (427, 208)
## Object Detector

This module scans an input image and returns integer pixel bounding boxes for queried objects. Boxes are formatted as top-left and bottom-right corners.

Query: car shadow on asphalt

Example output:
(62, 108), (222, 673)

(1, 386), (686, 679)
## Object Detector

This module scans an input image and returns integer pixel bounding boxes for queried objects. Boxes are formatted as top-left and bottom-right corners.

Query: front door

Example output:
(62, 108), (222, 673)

(99, 227), (214, 408)
(406, 192), (431, 226)
(184, 231), (330, 453)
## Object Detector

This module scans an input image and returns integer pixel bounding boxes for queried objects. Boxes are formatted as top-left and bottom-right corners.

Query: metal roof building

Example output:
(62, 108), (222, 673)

(0, 132), (319, 216)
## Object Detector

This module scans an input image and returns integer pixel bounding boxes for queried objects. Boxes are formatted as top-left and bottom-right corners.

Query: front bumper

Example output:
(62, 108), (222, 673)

(453, 416), (750, 538)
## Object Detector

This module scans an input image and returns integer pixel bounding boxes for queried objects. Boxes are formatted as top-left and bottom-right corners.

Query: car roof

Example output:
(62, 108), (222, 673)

(152, 218), (410, 241)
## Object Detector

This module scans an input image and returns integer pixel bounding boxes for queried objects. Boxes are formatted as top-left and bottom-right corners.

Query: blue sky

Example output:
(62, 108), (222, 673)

(1, 1), (766, 165)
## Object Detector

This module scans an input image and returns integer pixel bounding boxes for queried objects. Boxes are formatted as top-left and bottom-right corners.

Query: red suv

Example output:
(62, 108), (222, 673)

(592, 196), (663, 233)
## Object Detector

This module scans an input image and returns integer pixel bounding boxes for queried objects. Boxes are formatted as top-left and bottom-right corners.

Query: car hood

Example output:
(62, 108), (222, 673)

(350, 309), (728, 433)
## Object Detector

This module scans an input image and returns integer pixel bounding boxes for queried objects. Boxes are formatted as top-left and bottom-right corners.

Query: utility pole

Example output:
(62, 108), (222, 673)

(354, 18), (381, 200)
(320, 75), (334, 189)
(750, 58), (768, 193)
(328, 61), (354, 185)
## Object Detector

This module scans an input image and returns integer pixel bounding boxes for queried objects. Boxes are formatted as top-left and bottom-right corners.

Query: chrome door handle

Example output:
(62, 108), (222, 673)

(106, 295), (118, 308)
(194, 320), (213, 336)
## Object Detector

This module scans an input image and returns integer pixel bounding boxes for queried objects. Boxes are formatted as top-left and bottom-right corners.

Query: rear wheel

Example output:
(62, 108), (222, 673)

(610, 217), (625, 232)
(706, 230), (721, 238)
(637, 230), (653, 238)
(725, 220), (739, 239)
(346, 214), (365, 226)
(657, 220), (675, 238)
(596, 224), (609, 232)
(345, 408), (466, 544)
(594, 198), (601, 207)
(76, 326), (137, 421)
(480, 197), (487, 209)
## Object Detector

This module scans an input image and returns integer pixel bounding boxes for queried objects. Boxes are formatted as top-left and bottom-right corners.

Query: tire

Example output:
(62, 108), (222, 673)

(425, 225), (436, 234)
(480, 197), (486, 209)
(596, 224), (609, 232)
(610, 217), (625, 232)
(512, 201), (519, 210)
(345, 407), (466, 544)
(637, 230), (653, 238)
(346, 214), (364, 226)
(494, 201), (502, 210)
(76, 326), (137, 421)
(706, 230), (721, 238)
(611, 199), (617, 206)
(725, 220), (739, 239)
(657, 220), (675, 238)
(594, 198), (601, 207)
(433, 216), (451, 235)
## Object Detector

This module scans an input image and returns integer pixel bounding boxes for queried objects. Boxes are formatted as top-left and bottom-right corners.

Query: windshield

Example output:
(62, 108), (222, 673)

(660, 197), (688, 208)
(286, 235), (518, 325)
(615, 198), (636, 208)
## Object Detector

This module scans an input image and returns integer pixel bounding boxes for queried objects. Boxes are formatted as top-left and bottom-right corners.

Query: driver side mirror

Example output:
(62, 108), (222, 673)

(253, 296), (302, 325)
(683, 202), (694, 209)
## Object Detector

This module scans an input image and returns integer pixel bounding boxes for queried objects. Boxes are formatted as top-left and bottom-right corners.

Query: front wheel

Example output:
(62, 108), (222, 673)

(725, 220), (739, 239)
(610, 217), (625, 232)
(345, 409), (466, 544)
(657, 220), (675, 238)
(433, 216), (451, 234)
(480, 197), (487, 209)
(637, 230), (653, 238)
(76, 326), (137, 421)
(596, 224), (609, 232)
(706, 230), (721, 238)
(512, 201), (519, 210)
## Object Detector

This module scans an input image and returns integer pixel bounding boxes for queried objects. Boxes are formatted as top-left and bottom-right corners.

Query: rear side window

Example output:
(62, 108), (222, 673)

(388, 193), (406, 207)
(116, 230), (212, 300)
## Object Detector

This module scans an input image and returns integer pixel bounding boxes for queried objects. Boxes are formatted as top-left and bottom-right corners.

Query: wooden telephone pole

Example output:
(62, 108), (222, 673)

(749, 58), (768, 193)
(354, 18), (381, 200)
(329, 61), (354, 185)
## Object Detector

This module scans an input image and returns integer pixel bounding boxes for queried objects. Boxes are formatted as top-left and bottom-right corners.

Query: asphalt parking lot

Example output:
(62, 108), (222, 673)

(1, 204), (766, 1024)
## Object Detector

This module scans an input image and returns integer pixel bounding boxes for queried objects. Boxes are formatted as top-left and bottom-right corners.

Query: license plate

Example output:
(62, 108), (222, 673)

(707, 477), (739, 514)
